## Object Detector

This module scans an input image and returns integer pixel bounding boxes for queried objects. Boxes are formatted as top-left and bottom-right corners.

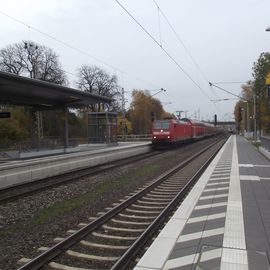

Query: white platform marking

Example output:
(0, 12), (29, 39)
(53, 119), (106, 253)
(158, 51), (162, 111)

(135, 137), (232, 270)
(239, 164), (254, 168)
(199, 194), (228, 200)
(194, 201), (227, 210)
(239, 163), (270, 168)
(177, 227), (224, 243)
(187, 212), (226, 224)
(207, 181), (229, 186)
(221, 136), (247, 270)
(163, 248), (222, 269)
(220, 248), (248, 270)
(204, 186), (229, 192)
(209, 177), (231, 181)
(211, 173), (231, 178)
(260, 177), (270, 180)
(239, 175), (260, 181)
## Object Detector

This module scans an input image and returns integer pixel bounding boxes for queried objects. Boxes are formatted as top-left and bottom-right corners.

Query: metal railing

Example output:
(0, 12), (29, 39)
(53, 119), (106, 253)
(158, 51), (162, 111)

(0, 137), (83, 153)
(117, 134), (151, 142)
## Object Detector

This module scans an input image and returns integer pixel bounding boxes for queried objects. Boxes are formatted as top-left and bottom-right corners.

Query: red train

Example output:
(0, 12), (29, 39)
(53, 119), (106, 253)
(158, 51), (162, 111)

(152, 118), (220, 146)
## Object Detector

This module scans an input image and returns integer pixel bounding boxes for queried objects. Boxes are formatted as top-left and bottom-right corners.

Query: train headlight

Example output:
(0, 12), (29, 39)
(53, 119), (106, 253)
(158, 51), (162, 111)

(153, 136), (156, 139)
(167, 136), (170, 139)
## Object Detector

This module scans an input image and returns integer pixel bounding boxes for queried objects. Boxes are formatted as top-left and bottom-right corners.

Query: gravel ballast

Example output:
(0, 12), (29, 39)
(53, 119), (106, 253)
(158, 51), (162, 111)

(0, 138), (221, 270)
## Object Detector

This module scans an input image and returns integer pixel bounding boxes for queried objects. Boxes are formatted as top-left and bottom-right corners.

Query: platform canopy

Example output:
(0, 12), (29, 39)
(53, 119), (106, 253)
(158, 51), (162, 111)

(0, 71), (112, 109)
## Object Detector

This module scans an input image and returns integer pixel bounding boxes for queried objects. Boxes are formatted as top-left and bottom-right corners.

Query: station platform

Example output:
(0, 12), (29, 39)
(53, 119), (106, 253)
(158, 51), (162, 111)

(0, 142), (151, 190)
(135, 135), (270, 270)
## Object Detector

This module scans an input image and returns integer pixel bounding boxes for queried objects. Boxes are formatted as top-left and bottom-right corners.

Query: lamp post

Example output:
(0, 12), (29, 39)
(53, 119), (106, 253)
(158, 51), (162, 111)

(240, 97), (256, 140)
(242, 100), (250, 133)
(121, 88), (127, 141)
(253, 94), (257, 141)
(24, 42), (44, 143)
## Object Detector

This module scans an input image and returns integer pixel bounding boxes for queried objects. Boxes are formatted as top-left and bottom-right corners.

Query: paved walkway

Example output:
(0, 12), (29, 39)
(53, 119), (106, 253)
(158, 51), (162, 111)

(134, 135), (270, 270)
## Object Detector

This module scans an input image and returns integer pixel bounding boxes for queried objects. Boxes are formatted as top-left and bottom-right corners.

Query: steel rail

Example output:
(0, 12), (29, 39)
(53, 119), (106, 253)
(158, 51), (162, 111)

(17, 139), (224, 270)
(0, 151), (161, 203)
(111, 139), (225, 269)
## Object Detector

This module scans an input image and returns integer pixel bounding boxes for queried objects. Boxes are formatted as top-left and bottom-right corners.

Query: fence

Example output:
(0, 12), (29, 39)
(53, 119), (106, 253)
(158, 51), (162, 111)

(0, 137), (85, 153)
(117, 134), (152, 142)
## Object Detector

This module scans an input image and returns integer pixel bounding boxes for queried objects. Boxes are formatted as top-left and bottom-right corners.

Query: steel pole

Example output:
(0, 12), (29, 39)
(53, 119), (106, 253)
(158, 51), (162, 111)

(254, 95), (257, 140)
(64, 108), (69, 150)
(121, 88), (126, 141)
(246, 101), (249, 133)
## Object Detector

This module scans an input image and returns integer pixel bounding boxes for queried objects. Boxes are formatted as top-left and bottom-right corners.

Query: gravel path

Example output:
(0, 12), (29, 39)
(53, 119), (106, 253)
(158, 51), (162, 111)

(0, 138), (219, 270)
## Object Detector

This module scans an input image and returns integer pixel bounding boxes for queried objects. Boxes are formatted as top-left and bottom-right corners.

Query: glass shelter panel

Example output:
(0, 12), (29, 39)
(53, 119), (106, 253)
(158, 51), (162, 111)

(87, 112), (117, 144)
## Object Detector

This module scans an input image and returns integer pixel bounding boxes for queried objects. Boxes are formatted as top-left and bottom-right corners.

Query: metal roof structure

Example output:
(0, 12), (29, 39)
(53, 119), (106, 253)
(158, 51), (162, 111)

(0, 71), (112, 109)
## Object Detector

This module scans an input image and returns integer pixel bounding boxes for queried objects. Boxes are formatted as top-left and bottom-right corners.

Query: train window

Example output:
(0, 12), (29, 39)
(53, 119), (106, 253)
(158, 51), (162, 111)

(153, 120), (170, 129)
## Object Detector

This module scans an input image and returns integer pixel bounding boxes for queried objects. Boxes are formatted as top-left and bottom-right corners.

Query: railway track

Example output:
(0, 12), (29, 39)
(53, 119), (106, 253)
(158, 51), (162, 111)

(0, 151), (161, 203)
(17, 137), (226, 270)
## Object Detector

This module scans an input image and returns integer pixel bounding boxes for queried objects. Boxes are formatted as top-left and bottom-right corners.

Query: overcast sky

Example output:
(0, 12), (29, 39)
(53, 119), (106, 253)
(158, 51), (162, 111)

(0, 0), (269, 121)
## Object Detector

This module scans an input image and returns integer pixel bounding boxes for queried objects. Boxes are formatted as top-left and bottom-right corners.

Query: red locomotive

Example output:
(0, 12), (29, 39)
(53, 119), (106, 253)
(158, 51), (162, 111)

(152, 118), (219, 146)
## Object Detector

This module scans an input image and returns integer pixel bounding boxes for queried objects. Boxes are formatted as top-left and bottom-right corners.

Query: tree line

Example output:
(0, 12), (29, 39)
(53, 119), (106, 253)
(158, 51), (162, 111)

(234, 52), (270, 135)
(0, 40), (170, 144)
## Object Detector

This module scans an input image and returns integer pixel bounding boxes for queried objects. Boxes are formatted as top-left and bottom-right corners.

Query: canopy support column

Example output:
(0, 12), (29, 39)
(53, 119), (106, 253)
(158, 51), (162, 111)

(64, 107), (69, 150)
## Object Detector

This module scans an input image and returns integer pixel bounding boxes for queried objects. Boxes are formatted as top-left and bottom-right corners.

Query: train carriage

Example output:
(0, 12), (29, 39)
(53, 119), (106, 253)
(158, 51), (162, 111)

(152, 119), (192, 146)
(152, 118), (220, 147)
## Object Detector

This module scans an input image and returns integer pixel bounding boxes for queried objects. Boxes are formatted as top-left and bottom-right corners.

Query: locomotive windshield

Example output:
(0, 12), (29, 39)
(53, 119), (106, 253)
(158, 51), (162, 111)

(153, 120), (170, 129)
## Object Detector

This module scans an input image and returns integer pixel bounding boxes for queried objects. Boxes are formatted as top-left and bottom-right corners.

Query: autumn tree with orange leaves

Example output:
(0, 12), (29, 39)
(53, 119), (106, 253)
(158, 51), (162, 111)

(127, 90), (172, 134)
(234, 82), (253, 133)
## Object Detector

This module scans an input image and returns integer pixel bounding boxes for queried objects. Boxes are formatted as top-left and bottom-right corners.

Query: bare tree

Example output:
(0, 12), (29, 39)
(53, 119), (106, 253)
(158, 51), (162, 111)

(0, 40), (68, 85)
(0, 43), (24, 74)
(76, 65), (120, 111)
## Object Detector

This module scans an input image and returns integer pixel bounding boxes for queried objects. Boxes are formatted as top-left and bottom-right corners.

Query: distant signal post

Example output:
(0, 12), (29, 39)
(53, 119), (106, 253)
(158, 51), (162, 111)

(266, 71), (270, 97)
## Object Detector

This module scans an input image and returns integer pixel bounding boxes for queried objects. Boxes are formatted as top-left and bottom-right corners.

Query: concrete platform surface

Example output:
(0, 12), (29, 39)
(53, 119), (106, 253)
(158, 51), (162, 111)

(0, 142), (151, 190)
(134, 135), (270, 270)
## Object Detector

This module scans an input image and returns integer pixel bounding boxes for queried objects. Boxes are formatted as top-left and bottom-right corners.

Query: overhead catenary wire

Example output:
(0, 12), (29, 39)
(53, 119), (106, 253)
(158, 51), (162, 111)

(0, 9), (161, 90)
(156, 4), (162, 47)
(152, 0), (209, 83)
(151, 0), (223, 115)
(211, 81), (247, 85)
(152, 0), (222, 101)
(114, 0), (216, 104)
(209, 82), (247, 101)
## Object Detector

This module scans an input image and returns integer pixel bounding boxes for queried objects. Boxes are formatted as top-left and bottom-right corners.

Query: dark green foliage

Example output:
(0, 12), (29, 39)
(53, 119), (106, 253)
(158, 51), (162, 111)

(0, 107), (31, 145)
(252, 52), (270, 133)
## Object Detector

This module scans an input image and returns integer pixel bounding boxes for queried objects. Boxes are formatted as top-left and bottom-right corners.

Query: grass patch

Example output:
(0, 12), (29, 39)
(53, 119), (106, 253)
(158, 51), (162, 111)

(245, 136), (261, 148)
(33, 163), (158, 224)
(1, 163), (159, 237)
(251, 140), (261, 149)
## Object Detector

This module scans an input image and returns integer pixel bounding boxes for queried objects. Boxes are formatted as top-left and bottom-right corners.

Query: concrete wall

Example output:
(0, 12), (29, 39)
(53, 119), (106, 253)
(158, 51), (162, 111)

(0, 143), (151, 190)
(259, 146), (270, 160)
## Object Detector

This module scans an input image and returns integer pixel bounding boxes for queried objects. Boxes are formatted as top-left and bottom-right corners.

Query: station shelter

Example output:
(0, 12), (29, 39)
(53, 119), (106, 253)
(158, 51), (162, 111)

(0, 71), (112, 156)
(87, 112), (117, 144)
